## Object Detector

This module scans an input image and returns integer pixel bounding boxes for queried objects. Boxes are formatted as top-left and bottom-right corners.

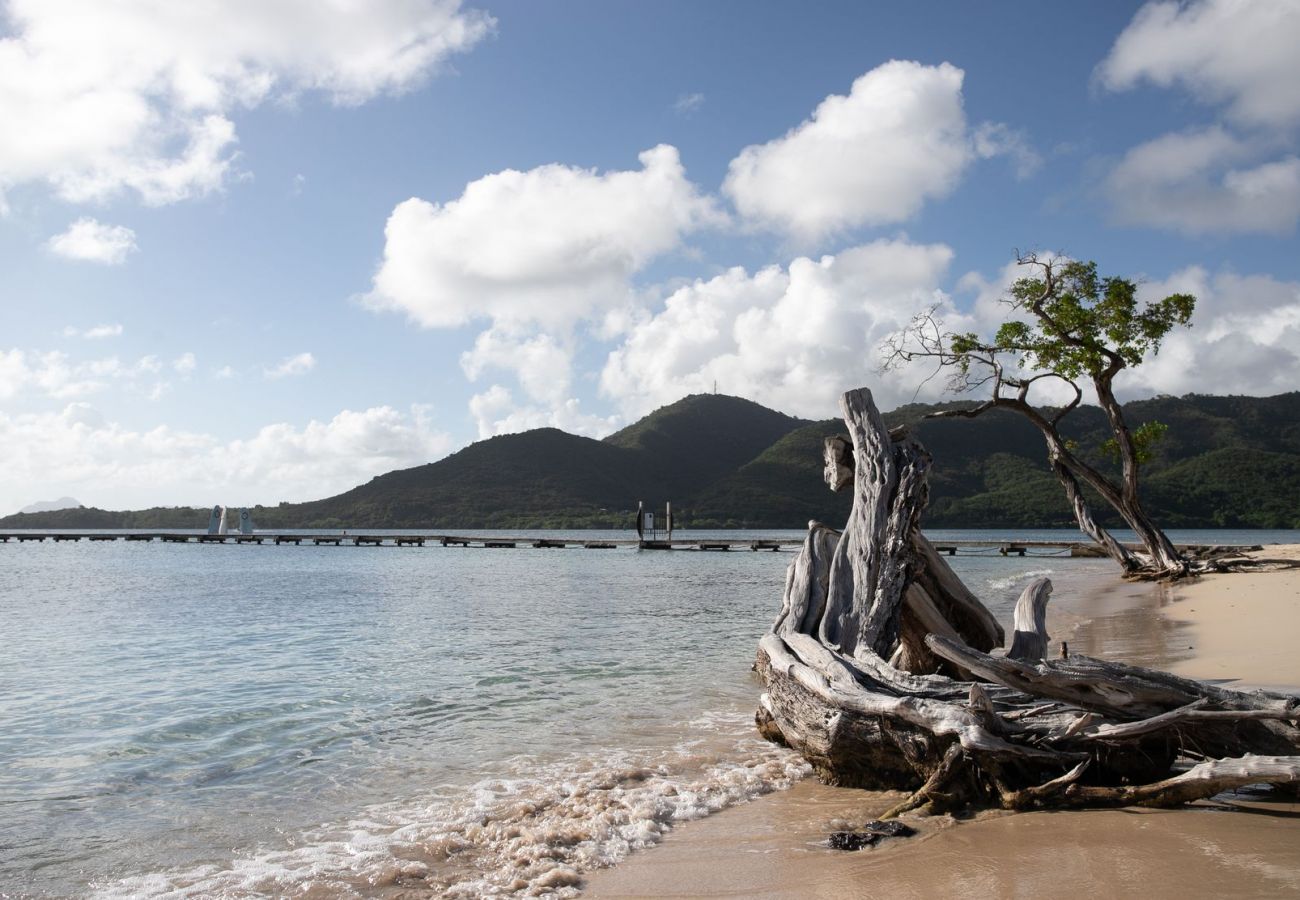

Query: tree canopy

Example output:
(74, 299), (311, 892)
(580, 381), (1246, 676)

(886, 253), (1199, 577)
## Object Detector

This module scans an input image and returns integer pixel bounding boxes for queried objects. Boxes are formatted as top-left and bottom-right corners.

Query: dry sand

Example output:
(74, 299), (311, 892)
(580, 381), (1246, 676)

(1167, 544), (1300, 690)
(584, 547), (1300, 899)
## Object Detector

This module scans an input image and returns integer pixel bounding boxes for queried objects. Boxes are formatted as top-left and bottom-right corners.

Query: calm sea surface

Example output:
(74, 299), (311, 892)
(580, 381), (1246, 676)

(2, 528), (1295, 897)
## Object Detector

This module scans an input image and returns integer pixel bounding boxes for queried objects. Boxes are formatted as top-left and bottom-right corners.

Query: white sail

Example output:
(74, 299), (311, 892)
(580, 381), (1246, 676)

(217, 507), (228, 535)
(238, 508), (255, 534)
(207, 505), (223, 534)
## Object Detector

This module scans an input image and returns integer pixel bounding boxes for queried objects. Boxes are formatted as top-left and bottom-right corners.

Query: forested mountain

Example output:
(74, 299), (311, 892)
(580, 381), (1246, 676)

(4, 392), (1297, 530)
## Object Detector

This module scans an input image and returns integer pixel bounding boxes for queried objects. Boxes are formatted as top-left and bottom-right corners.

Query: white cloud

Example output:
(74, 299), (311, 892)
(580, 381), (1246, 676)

(264, 351), (315, 378)
(972, 122), (1042, 180)
(0, 0), (493, 204)
(946, 258), (1300, 403)
(722, 61), (978, 242)
(1116, 267), (1300, 399)
(600, 238), (957, 420)
(1098, 0), (1300, 129)
(1105, 128), (1300, 234)
(1097, 2), (1300, 236)
(63, 323), (124, 340)
(172, 352), (197, 375)
(0, 349), (117, 399)
(0, 402), (452, 513)
(0, 349), (167, 400)
(45, 218), (138, 264)
(460, 328), (573, 405)
(467, 385), (618, 440)
(673, 92), (705, 115)
(365, 145), (723, 329)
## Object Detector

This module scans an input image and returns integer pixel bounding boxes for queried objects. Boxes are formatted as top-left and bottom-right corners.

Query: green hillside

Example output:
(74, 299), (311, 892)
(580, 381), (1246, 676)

(3, 391), (1297, 530)
(604, 393), (808, 500)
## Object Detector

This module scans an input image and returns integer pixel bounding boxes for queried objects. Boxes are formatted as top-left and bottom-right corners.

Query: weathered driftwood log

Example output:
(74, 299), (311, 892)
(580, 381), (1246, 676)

(1007, 578), (1052, 661)
(756, 386), (1300, 813)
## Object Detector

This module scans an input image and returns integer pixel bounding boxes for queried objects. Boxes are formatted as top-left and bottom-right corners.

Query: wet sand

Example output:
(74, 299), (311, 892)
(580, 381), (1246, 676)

(584, 548), (1300, 899)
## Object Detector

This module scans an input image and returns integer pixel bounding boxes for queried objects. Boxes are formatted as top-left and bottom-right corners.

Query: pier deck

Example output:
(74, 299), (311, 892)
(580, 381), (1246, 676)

(0, 532), (1263, 557)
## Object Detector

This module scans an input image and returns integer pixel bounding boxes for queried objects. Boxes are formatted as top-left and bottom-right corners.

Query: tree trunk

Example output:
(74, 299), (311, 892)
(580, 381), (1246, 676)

(1048, 457), (1139, 573)
(756, 386), (1300, 813)
(1091, 380), (1187, 576)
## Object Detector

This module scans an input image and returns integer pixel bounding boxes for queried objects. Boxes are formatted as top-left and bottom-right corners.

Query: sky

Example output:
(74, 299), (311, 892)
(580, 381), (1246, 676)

(2, 0), (1298, 514)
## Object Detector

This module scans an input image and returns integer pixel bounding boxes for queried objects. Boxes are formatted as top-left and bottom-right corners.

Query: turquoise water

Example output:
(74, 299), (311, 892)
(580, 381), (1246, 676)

(1, 528), (1293, 897)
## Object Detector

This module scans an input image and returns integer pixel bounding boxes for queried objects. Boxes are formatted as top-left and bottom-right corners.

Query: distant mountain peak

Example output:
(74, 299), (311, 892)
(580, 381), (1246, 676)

(18, 496), (82, 515)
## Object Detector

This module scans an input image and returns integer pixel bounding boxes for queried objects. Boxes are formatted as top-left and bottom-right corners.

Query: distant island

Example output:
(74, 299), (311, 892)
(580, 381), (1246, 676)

(3, 392), (1297, 531)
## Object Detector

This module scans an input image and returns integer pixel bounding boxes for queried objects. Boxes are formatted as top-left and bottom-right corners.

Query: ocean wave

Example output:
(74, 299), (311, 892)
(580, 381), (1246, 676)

(986, 569), (1055, 592)
(92, 723), (809, 898)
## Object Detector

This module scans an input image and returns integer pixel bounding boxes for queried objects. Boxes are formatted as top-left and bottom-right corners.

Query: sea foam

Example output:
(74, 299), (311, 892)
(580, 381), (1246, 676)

(93, 715), (809, 898)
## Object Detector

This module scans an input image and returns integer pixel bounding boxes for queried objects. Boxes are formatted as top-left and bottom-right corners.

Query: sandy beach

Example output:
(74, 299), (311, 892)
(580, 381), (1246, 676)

(584, 547), (1300, 899)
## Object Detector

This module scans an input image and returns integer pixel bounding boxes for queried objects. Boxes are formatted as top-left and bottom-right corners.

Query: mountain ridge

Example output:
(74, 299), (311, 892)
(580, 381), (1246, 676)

(3, 391), (1297, 530)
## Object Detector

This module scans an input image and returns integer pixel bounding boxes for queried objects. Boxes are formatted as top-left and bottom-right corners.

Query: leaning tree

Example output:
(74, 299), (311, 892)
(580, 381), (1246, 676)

(884, 253), (1194, 578)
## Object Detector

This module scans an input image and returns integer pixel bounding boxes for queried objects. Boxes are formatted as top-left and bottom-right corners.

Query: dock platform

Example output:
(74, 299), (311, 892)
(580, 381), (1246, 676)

(0, 531), (1262, 559)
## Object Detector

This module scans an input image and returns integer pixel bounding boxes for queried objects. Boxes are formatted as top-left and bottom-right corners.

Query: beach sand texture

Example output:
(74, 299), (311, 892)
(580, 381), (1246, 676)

(585, 547), (1300, 899)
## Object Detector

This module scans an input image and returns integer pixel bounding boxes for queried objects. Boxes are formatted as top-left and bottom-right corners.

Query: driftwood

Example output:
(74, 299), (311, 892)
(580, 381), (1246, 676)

(1007, 578), (1051, 661)
(756, 387), (1300, 814)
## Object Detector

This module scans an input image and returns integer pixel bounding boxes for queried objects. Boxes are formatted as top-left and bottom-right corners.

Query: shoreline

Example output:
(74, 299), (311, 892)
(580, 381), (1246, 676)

(582, 547), (1300, 898)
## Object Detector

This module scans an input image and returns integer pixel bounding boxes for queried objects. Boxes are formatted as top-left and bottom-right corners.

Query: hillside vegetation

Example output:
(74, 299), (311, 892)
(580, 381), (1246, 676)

(4, 392), (1297, 530)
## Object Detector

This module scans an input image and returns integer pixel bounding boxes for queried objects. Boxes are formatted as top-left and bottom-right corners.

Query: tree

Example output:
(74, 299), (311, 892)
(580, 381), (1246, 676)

(884, 253), (1195, 578)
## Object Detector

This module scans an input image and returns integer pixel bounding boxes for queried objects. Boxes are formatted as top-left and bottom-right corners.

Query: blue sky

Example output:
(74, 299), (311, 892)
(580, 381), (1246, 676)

(2, 0), (1298, 513)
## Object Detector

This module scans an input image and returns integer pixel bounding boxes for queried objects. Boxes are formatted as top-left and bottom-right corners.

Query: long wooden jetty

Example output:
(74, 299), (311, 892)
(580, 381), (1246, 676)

(0, 532), (1262, 558)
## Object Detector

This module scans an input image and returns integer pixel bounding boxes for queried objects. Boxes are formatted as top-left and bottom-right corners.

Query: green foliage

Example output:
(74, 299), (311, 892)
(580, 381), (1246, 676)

(991, 260), (1196, 379)
(1101, 420), (1167, 464)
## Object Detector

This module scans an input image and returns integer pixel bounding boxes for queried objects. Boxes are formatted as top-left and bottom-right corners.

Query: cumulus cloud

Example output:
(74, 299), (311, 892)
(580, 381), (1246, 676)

(467, 385), (619, 440)
(1105, 128), (1300, 235)
(264, 351), (315, 379)
(0, 403), (452, 513)
(943, 258), (1300, 404)
(460, 328), (573, 405)
(0, 348), (184, 400)
(45, 218), (138, 264)
(365, 145), (723, 329)
(63, 323), (124, 340)
(600, 238), (958, 420)
(0, 0), (492, 204)
(1097, 2), (1300, 235)
(0, 349), (117, 399)
(724, 61), (1014, 242)
(1098, 0), (1300, 129)
(1116, 267), (1300, 399)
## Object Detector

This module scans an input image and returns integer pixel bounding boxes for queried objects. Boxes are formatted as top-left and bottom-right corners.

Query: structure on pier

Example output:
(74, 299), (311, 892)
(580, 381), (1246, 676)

(635, 500), (674, 548)
(206, 506), (255, 535)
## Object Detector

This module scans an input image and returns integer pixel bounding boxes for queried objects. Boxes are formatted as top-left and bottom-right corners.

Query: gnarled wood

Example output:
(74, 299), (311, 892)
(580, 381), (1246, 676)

(1007, 577), (1052, 661)
(756, 385), (1300, 816)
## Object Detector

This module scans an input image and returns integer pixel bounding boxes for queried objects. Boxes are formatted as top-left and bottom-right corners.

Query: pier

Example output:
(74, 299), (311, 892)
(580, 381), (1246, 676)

(0, 532), (1262, 557)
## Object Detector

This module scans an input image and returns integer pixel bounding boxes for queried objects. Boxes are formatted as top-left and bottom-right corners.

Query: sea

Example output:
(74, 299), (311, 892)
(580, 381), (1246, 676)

(2, 527), (1296, 898)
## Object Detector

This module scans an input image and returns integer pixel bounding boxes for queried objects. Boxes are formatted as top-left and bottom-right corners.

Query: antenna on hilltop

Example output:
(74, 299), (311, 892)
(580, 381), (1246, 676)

(713, 379), (717, 395)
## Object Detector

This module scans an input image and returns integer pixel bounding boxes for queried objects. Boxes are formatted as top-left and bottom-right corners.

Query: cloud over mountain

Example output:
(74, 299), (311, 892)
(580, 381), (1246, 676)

(365, 145), (723, 329)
